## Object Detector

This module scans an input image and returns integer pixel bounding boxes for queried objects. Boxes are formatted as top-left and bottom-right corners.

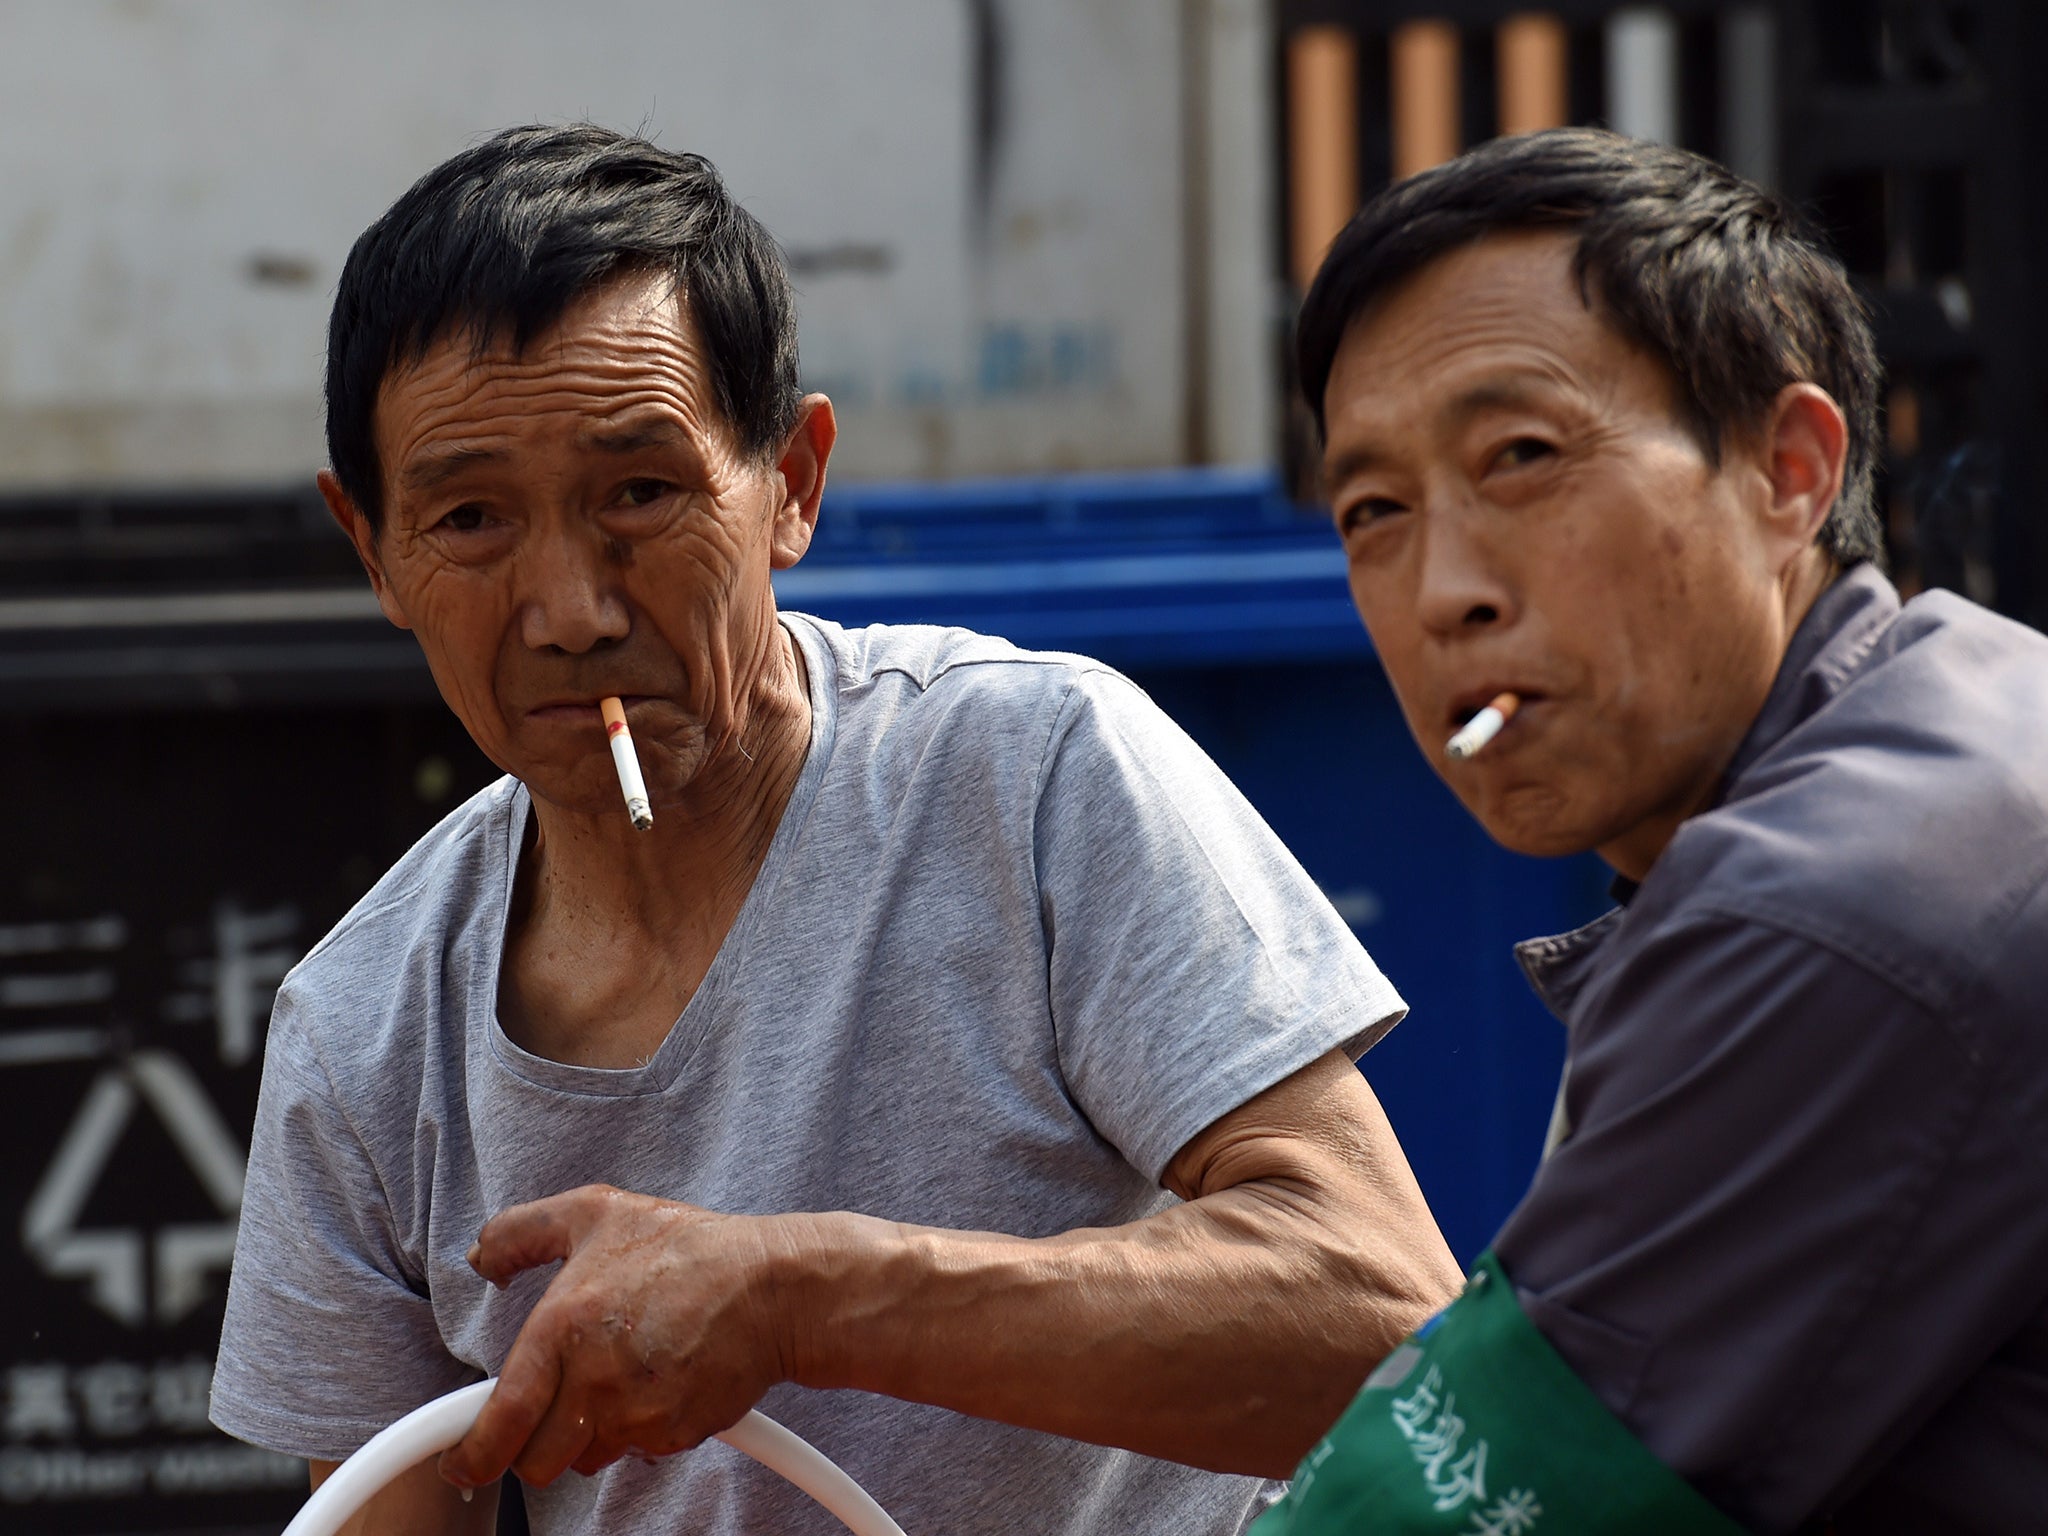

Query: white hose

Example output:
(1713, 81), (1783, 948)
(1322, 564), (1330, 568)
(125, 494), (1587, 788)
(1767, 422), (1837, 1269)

(281, 1379), (909, 1536)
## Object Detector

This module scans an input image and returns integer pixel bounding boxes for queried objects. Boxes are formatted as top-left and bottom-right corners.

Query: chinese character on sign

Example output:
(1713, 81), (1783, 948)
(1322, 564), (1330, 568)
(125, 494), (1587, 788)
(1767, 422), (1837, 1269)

(3, 1364), (76, 1441)
(75, 1360), (151, 1437)
(2, 1359), (221, 1443)
(161, 900), (300, 1066)
(0, 915), (126, 1067)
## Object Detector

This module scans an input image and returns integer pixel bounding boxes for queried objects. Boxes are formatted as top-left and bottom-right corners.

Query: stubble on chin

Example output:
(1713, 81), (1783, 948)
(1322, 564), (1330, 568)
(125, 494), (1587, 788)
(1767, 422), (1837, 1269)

(1473, 777), (1595, 859)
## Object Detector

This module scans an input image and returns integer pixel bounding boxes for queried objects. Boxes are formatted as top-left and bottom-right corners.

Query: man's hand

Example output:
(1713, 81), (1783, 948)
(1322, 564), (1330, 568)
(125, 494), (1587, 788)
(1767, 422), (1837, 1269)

(440, 1050), (1460, 1488)
(441, 1190), (799, 1489)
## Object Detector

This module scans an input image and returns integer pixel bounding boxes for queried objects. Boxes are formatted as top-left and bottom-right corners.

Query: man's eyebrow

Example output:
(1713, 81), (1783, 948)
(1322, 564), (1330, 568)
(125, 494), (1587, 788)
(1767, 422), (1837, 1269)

(399, 445), (506, 495)
(1446, 378), (1570, 418)
(579, 420), (688, 454)
(1322, 441), (1389, 489)
(578, 419), (718, 480)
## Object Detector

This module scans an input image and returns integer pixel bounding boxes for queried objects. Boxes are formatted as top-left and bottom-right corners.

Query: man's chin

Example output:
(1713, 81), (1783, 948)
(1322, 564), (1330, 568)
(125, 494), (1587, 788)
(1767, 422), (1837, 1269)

(506, 758), (654, 820)
(1465, 788), (1603, 861)
(522, 785), (641, 822)
(513, 747), (705, 823)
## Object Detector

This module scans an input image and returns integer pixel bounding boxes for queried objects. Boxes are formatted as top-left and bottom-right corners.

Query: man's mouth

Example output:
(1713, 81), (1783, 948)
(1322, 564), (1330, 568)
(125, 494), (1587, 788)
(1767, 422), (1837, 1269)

(526, 694), (659, 723)
(1444, 690), (1533, 762)
(1448, 688), (1540, 731)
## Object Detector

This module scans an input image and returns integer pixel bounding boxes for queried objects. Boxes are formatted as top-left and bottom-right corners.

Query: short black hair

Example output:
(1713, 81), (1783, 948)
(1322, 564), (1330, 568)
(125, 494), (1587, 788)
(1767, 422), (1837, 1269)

(1297, 128), (1884, 567)
(326, 123), (803, 526)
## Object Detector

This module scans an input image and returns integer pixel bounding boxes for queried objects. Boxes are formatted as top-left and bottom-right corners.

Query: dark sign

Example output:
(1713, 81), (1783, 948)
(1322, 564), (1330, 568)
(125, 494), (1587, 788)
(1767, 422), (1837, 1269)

(1, 705), (492, 1535)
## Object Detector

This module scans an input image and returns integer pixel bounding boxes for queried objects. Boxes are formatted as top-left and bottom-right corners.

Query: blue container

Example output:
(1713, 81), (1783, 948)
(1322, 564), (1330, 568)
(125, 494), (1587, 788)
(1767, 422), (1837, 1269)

(785, 466), (1611, 1262)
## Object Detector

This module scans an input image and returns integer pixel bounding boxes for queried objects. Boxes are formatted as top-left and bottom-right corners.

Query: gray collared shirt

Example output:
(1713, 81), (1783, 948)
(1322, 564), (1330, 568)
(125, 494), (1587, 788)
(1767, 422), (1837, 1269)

(1495, 565), (2048, 1534)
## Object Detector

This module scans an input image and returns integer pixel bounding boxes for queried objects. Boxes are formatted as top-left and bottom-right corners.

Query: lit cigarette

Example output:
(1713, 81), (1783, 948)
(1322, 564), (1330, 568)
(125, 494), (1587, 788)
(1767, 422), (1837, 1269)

(1446, 692), (1520, 760)
(599, 696), (653, 831)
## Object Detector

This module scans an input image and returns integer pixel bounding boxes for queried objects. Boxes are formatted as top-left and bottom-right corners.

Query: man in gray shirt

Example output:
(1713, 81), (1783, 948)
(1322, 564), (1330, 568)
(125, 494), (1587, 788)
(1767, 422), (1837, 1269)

(210, 125), (1461, 1535)
(1258, 129), (2048, 1534)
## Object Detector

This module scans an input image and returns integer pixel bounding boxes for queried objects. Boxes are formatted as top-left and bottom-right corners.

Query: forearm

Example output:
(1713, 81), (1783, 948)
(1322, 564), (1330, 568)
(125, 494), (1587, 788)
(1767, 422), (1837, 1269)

(779, 1081), (1459, 1475)
(447, 1053), (1462, 1489)
(780, 1201), (1437, 1474)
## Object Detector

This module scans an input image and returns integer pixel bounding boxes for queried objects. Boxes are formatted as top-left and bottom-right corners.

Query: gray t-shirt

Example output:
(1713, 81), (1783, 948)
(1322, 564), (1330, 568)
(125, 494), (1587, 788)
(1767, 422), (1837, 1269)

(212, 615), (1406, 1536)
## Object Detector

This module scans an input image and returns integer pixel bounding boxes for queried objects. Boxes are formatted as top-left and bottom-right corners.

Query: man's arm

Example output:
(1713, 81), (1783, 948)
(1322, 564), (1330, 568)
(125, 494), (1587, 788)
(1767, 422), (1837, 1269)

(438, 1048), (1461, 1491)
(305, 1455), (499, 1536)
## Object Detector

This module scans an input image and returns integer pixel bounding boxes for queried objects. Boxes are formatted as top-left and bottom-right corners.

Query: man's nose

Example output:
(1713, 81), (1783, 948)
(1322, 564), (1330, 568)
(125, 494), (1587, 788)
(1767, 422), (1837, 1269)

(516, 528), (632, 655)
(1413, 508), (1515, 637)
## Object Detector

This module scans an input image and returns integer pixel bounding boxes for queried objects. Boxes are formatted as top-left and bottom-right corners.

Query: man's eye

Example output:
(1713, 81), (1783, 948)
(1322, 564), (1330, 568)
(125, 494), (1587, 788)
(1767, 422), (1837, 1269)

(437, 504), (488, 532)
(617, 479), (673, 508)
(1339, 497), (1404, 534)
(1493, 438), (1554, 470)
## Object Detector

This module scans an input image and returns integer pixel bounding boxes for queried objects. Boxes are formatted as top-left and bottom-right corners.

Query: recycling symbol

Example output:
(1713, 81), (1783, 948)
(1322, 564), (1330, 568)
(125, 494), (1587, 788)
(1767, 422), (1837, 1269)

(21, 1050), (246, 1329)
(5, 902), (297, 1329)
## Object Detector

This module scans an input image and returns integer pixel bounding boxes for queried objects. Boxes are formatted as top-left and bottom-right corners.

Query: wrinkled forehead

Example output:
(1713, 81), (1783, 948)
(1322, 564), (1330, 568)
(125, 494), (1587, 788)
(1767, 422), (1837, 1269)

(1320, 232), (1673, 455)
(370, 273), (725, 464)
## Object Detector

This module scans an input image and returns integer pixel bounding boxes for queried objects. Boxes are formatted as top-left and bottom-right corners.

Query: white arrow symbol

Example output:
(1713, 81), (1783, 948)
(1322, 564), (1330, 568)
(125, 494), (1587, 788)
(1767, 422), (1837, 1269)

(21, 1049), (246, 1327)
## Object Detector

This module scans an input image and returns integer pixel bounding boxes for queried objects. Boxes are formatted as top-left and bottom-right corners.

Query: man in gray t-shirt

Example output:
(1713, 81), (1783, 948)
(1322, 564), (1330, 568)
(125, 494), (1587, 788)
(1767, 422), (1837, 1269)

(218, 615), (1415, 1536)
(211, 125), (1460, 1535)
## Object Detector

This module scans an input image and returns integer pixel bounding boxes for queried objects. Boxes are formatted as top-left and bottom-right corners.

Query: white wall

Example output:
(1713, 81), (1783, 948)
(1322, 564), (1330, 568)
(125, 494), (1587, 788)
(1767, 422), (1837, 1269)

(0, 0), (1268, 490)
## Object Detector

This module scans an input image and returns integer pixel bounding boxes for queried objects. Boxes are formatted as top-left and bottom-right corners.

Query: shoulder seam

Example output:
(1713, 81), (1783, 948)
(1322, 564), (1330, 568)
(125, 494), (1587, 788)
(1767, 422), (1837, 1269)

(291, 868), (439, 974)
(291, 789), (512, 974)
(871, 648), (1116, 697)
(1682, 878), (2032, 1026)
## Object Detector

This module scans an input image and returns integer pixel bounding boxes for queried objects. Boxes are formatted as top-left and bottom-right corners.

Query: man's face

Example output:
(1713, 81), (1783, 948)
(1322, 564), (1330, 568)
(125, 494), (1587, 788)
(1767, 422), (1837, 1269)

(1321, 231), (1811, 874)
(330, 271), (823, 818)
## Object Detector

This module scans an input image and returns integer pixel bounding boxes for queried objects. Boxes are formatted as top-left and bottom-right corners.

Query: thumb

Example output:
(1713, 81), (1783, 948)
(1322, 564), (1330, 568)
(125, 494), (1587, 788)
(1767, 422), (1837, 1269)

(468, 1185), (614, 1286)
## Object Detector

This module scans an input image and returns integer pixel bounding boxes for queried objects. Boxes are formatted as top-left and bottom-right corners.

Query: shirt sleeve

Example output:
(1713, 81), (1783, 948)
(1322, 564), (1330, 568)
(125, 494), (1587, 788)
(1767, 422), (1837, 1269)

(210, 983), (479, 1461)
(1032, 668), (1407, 1184)
(1493, 910), (2048, 1532)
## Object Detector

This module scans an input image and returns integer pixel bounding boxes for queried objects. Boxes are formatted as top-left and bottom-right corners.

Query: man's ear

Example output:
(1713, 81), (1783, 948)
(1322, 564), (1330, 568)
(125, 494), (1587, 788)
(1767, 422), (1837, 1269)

(769, 394), (837, 570)
(317, 469), (411, 630)
(1758, 383), (1849, 572)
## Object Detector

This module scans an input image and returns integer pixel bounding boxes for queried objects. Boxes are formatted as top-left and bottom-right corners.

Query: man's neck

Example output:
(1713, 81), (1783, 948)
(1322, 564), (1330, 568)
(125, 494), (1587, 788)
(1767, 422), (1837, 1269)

(498, 625), (813, 1066)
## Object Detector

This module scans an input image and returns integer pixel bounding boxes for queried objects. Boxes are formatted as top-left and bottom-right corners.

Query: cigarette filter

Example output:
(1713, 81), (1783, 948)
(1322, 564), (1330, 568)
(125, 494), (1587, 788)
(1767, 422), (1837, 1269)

(1446, 691), (1520, 761)
(600, 696), (654, 831)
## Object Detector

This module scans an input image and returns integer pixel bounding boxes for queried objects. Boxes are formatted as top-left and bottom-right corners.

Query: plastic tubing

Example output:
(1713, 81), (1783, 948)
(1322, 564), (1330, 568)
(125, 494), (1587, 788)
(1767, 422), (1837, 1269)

(281, 1380), (909, 1536)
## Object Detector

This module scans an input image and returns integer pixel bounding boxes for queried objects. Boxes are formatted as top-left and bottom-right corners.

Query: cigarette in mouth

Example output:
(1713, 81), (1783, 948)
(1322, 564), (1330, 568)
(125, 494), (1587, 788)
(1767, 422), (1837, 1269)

(600, 696), (654, 831)
(1446, 692), (1520, 761)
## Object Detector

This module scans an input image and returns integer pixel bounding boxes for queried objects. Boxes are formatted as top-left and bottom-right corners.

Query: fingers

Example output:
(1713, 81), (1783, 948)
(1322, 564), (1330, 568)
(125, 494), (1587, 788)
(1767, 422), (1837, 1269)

(468, 1185), (616, 1286)
(570, 1426), (655, 1479)
(446, 1188), (765, 1490)
(507, 1390), (601, 1488)
(439, 1332), (563, 1489)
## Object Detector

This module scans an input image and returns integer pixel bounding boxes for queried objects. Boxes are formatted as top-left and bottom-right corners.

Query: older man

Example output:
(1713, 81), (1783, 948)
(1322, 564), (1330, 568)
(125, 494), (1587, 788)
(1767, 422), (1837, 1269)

(208, 125), (1459, 1535)
(1256, 129), (2048, 1535)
